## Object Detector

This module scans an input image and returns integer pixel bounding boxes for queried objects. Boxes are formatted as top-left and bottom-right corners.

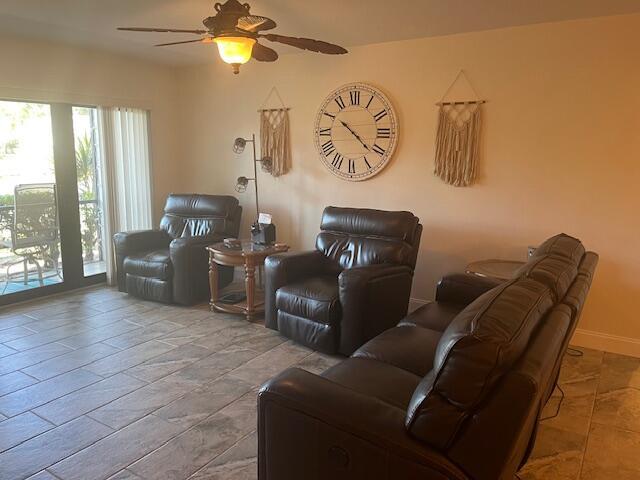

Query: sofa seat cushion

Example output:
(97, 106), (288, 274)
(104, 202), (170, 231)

(353, 325), (442, 377)
(322, 357), (421, 409)
(399, 302), (462, 332)
(276, 275), (340, 325)
(123, 248), (172, 280)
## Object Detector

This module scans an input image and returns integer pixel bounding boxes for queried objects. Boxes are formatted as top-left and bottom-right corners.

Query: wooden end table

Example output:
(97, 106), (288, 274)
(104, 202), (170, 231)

(466, 259), (526, 282)
(207, 241), (289, 320)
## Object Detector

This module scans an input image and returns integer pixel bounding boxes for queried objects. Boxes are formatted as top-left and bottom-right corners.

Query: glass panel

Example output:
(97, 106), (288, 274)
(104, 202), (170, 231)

(0, 100), (63, 295)
(72, 106), (106, 277)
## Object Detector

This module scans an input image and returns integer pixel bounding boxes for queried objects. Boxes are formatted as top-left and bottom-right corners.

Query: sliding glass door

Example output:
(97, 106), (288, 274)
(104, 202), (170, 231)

(0, 100), (106, 305)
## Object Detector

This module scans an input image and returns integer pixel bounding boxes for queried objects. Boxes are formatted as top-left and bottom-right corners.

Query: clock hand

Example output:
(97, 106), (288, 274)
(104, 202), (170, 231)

(340, 120), (370, 151)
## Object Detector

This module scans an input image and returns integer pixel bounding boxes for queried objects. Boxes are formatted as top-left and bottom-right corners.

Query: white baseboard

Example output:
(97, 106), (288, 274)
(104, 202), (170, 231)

(571, 328), (640, 358)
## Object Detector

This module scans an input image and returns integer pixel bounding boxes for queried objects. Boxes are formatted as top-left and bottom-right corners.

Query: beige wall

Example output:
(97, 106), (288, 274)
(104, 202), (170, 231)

(0, 35), (181, 220)
(175, 14), (640, 354)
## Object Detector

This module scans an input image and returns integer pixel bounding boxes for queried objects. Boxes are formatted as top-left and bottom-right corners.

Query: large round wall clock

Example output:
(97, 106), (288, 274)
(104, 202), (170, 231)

(314, 82), (398, 181)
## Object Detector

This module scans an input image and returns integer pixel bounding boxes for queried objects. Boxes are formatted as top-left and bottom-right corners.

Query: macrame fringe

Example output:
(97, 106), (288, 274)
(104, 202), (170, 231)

(434, 104), (481, 187)
(260, 108), (291, 177)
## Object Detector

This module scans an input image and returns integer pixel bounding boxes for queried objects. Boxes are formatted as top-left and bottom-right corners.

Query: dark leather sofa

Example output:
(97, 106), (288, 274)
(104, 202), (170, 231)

(264, 206), (422, 356)
(258, 233), (598, 480)
(113, 194), (242, 305)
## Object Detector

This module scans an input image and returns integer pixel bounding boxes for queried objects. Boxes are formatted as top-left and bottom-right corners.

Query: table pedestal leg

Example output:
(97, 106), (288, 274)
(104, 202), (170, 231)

(209, 254), (219, 311)
(245, 263), (256, 319)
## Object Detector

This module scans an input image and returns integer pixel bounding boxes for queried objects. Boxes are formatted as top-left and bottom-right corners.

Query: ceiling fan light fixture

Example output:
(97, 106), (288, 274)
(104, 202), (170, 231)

(213, 36), (256, 72)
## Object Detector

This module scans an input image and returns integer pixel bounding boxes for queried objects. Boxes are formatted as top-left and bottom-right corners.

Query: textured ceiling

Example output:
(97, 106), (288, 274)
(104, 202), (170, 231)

(1, 0), (640, 65)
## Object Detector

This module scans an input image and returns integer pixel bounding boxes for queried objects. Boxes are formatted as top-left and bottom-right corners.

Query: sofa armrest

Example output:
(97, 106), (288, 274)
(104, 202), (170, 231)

(338, 264), (413, 355)
(112, 230), (171, 292)
(264, 250), (333, 330)
(169, 234), (224, 305)
(258, 368), (467, 480)
(435, 273), (503, 307)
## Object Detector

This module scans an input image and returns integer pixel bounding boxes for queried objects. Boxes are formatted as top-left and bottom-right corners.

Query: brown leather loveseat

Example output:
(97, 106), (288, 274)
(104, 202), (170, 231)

(258, 233), (598, 480)
(113, 194), (242, 305)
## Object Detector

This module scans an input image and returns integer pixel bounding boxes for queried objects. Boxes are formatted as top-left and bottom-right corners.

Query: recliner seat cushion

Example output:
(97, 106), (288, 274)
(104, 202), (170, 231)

(399, 302), (462, 332)
(322, 357), (422, 409)
(405, 278), (555, 449)
(123, 249), (172, 280)
(353, 325), (442, 377)
(275, 276), (340, 325)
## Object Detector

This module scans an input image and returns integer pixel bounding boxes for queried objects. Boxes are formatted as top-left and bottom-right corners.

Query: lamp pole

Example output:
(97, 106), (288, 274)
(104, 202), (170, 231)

(251, 133), (260, 218)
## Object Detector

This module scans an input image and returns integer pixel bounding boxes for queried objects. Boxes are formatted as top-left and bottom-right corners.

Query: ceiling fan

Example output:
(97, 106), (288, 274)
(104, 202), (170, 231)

(118, 0), (348, 74)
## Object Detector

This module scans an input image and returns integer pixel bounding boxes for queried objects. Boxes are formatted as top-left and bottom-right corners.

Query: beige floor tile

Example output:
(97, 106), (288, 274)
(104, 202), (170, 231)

(581, 423), (640, 479)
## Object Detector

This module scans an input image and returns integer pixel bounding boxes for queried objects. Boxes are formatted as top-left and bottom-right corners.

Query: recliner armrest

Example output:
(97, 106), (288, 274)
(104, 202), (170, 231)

(338, 264), (414, 355)
(113, 230), (171, 292)
(258, 367), (467, 480)
(435, 273), (503, 307)
(264, 250), (334, 329)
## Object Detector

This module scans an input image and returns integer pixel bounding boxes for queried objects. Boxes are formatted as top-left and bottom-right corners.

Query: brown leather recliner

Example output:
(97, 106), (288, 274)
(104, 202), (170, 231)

(258, 233), (598, 480)
(264, 206), (423, 356)
(113, 194), (242, 305)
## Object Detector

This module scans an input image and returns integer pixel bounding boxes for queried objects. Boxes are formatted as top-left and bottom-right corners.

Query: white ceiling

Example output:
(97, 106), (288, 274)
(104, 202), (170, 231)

(1, 0), (640, 65)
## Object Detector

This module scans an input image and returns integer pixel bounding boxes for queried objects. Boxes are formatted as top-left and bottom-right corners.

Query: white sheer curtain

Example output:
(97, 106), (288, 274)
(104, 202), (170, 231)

(97, 106), (153, 285)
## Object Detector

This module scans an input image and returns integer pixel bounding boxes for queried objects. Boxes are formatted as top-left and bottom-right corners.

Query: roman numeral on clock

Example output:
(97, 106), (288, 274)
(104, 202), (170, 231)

(335, 95), (346, 110)
(365, 96), (374, 109)
(349, 90), (360, 105)
(363, 156), (372, 169)
(374, 110), (388, 122)
(348, 159), (356, 174)
(319, 128), (331, 136)
(321, 140), (336, 156)
(372, 144), (386, 156)
(323, 112), (336, 119)
(331, 153), (344, 169)
(377, 127), (391, 138)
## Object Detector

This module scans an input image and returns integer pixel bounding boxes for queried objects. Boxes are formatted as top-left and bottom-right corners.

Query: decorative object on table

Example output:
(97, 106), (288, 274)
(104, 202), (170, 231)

(251, 213), (276, 245)
(466, 259), (525, 281)
(223, 237), (242, 249)
(207, 240), (289, 320)
(117, 0), (348, 75)
(314, 83), (398, 181)
(434, 70), (486, 187)
(258, 86), (291, 177)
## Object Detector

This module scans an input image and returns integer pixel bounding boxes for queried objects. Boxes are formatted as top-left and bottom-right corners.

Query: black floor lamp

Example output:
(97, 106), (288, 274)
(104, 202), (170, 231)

(233, 134), (272, 219)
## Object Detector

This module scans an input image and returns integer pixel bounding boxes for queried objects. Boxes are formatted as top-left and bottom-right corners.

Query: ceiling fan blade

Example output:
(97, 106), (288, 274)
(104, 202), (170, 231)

(154, 38), (207, 47)
(260, 34), (347, 55)
(237, 15), (277, 32)
(118, 27), (207, 34)
(252, 42), (278, 62)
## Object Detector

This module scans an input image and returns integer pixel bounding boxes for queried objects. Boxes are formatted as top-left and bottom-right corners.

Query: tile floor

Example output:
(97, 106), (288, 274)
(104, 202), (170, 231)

(0, 286), (637, 479)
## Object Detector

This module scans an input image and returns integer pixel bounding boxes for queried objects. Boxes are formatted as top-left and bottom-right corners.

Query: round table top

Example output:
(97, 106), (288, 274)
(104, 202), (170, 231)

(207, 240), (288, 257)
(466, 259), (526, 281)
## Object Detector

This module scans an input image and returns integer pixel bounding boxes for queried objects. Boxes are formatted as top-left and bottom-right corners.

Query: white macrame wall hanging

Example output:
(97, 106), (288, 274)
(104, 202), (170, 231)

(434, 70), (486, 187)
(258, 87), (291, 177)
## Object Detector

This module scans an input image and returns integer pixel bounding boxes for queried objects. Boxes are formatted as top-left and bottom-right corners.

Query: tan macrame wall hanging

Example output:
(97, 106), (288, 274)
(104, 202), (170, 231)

(258, 87), (291, 177)
(434, 70), (486, 187)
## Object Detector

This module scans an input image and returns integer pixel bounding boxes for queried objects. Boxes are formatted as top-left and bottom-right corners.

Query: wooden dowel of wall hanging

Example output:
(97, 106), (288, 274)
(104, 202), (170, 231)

(436, 100), (487, 106)
(257, 108), (291, 112)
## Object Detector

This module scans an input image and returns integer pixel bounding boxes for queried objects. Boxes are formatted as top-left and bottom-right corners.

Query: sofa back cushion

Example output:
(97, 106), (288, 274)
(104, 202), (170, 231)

(512, 254), (578, 302)
(405, 278), (555, 449)
(159, 194), (241, 239)
(315, 206), (421, 269)
(531, 233), (585, 264)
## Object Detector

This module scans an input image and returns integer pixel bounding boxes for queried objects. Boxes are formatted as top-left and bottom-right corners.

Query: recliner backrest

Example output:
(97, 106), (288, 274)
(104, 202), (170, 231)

(159, 194), (241, 239)
(315, 206), (421, 269)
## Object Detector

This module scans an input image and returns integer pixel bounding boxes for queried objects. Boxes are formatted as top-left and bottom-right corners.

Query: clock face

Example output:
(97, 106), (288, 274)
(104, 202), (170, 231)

(314, 83), (398, 181)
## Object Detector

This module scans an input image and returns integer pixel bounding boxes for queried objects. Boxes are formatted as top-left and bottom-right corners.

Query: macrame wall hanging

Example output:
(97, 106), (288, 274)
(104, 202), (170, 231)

(434, 70), (486, 187)
(258, 86), (291, 177)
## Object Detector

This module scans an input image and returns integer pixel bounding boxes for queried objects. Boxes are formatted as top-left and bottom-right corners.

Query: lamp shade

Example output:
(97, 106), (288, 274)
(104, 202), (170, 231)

(214, 37), (256, 65)
(233, 137), (247, 154)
